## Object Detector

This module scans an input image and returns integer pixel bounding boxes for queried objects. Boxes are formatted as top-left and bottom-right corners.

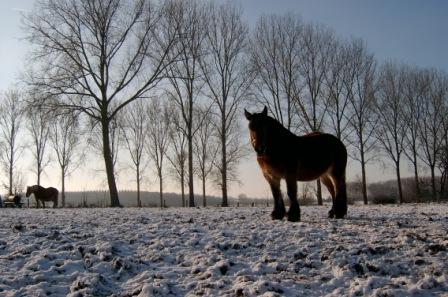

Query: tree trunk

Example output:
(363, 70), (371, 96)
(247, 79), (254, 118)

(37, 163), (41, 186)
(361, 161), (368, 205)
(188, 126), (195, 207)
(221, 117), (228, 207)
(61, 167), (66, 208)
(396, 161), (403, 204)
(159, 169), (164, 208)
(137, 166), (141, 207)
(9, 146), (13, 195)
(202, 172), (206, 208)
(101, 119), (121, 207)
(316, 179), (323, 205)
(430, 165), (437, 201)
(360, 147), (368, 205)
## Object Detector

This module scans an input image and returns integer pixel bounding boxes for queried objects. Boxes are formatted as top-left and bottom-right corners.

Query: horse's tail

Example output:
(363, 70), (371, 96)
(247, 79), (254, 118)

(53, 189), (59, 208)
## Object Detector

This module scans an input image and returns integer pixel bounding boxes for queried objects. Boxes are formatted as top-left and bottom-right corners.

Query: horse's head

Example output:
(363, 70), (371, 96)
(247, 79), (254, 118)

(25, 186), (32, 197)
(244, 106), (270, 156)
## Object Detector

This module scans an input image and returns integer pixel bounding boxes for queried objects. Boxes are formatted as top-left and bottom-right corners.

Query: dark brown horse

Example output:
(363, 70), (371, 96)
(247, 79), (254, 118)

(244, 106), (348, 221)
(26, 185), (59, 208)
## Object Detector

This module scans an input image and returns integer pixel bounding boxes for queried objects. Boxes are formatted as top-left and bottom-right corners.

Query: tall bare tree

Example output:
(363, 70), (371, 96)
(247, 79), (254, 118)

(23, 0), (179, 206)
(326, 39), (352, 142)
(146, 97), (172, 208)
(345, 39), (378, 204)
(121, 100), (149, 207)
(164, 0), (207, 207)
(418, 69), (447, 200)
(376, 62), (407, 203)
(401, 66), (424, 197)
(201, 2), (250, 206)
(49, 112), (83, 207)
(167, 111), (188, 207)
(27, 105), (51, 188)
(0, 90), (25, 195)
(193, 107), (218, 207)
(249, 14), (303, 130)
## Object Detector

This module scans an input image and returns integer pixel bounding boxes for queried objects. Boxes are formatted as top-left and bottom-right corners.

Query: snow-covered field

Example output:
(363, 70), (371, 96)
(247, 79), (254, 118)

(0, 204), (447, 297)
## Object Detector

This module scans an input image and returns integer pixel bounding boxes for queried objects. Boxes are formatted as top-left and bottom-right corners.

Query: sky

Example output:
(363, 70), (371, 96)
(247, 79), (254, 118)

(0, 0), (447, 199)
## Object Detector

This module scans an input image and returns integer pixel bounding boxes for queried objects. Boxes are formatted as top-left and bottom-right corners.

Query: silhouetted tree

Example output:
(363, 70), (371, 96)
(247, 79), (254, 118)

(147, 98), (172, 208)
(49, 112), (83, 207)
(376, 62), (407, 203)
(24, 0), (179, 206)
(0, 89), (25, 195)
(201, 2), (251, 206)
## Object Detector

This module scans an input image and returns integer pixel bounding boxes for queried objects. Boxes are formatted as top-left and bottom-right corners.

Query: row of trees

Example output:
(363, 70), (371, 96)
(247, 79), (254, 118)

(249, 15), (448, 203)
(0, 90), (83, 206)
(19, 0), (251, 207)
(0, 0), (446, 206)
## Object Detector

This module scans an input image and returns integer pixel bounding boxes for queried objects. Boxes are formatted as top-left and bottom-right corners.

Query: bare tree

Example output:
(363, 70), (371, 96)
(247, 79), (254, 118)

(296, 23), (335, 205)
(326, 39), (352, 142)
(26, 102), (52, 189)
(418, 69), (447, 201)
(376, 62), (407, 203)
(200, 2), (250, 206)
(49, 112), (83, 207)
(167, 111), (188, 207)
(401, 66), (424, 197)
(193, 107), (218, 207)
(164, 0), (208, 207)
(146, 97), (172, 208)
(0, 90), (25, 195)
(249, 14), (303, 130)
(345, 39), (378, 204)
(23, 0), (180, 206)
(121, 100), (149, 207)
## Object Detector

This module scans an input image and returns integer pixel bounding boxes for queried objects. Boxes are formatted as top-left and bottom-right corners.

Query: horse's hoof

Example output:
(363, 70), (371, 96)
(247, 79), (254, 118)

(328, 209), (335, 218)
(287, 212), (301, 222)
(271, 209), (286, 220)
(334, 212), (346, 219)
(334, 206), (347, 219)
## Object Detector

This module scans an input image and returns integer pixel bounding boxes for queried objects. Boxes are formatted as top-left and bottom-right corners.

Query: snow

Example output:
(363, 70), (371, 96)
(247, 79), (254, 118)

(0, 204), (447, 296)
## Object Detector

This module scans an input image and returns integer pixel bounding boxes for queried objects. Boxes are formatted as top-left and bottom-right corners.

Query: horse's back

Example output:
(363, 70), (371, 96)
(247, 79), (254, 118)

(289, 133), (347, 179)
(47, 187), (59, 196)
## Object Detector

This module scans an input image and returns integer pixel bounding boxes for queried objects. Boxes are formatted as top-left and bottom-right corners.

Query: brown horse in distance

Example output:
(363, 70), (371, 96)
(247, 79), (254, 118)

(26, 185), (59, 208)
(244, 106), (348, 221)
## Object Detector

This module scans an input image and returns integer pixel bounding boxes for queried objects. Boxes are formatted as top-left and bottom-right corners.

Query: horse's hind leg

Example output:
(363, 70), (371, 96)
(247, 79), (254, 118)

(265, 175), (286, 220)
(330, 172), (347, 219)
(286, 177), (300, 222)
(42, 201), (46, 209)
(321, 175), (336, 218)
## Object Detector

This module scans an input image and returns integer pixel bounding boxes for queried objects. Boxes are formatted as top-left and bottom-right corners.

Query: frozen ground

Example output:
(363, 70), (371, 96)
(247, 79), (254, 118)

(0, 204), (447, 297)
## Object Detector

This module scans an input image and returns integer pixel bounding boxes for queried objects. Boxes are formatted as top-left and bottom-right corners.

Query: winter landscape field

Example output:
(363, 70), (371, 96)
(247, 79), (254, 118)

(0, 204), (447, 297)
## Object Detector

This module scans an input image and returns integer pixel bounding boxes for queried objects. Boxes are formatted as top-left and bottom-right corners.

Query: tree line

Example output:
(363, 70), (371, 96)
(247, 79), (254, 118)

(0, 0), (446, 207)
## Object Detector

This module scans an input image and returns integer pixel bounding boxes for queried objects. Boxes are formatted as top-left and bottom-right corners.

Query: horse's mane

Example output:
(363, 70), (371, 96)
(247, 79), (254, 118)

(30, 185), (45, 192)
(265, 115), (297, 138)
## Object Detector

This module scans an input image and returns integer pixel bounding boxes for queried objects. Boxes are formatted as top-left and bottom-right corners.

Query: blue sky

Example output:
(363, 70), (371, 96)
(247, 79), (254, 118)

(0, 0), (447, 197)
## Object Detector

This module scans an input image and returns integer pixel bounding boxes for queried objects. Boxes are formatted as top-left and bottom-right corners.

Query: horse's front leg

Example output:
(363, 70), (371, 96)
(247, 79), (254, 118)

(266, 175), (285, 220)
(286, 177), (300, 222)
(35, 198), (40, 208)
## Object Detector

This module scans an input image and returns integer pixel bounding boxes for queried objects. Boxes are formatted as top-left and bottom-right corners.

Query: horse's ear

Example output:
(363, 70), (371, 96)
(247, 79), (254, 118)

(244, 109), (252, 120)
(262, 106), (268, 116)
